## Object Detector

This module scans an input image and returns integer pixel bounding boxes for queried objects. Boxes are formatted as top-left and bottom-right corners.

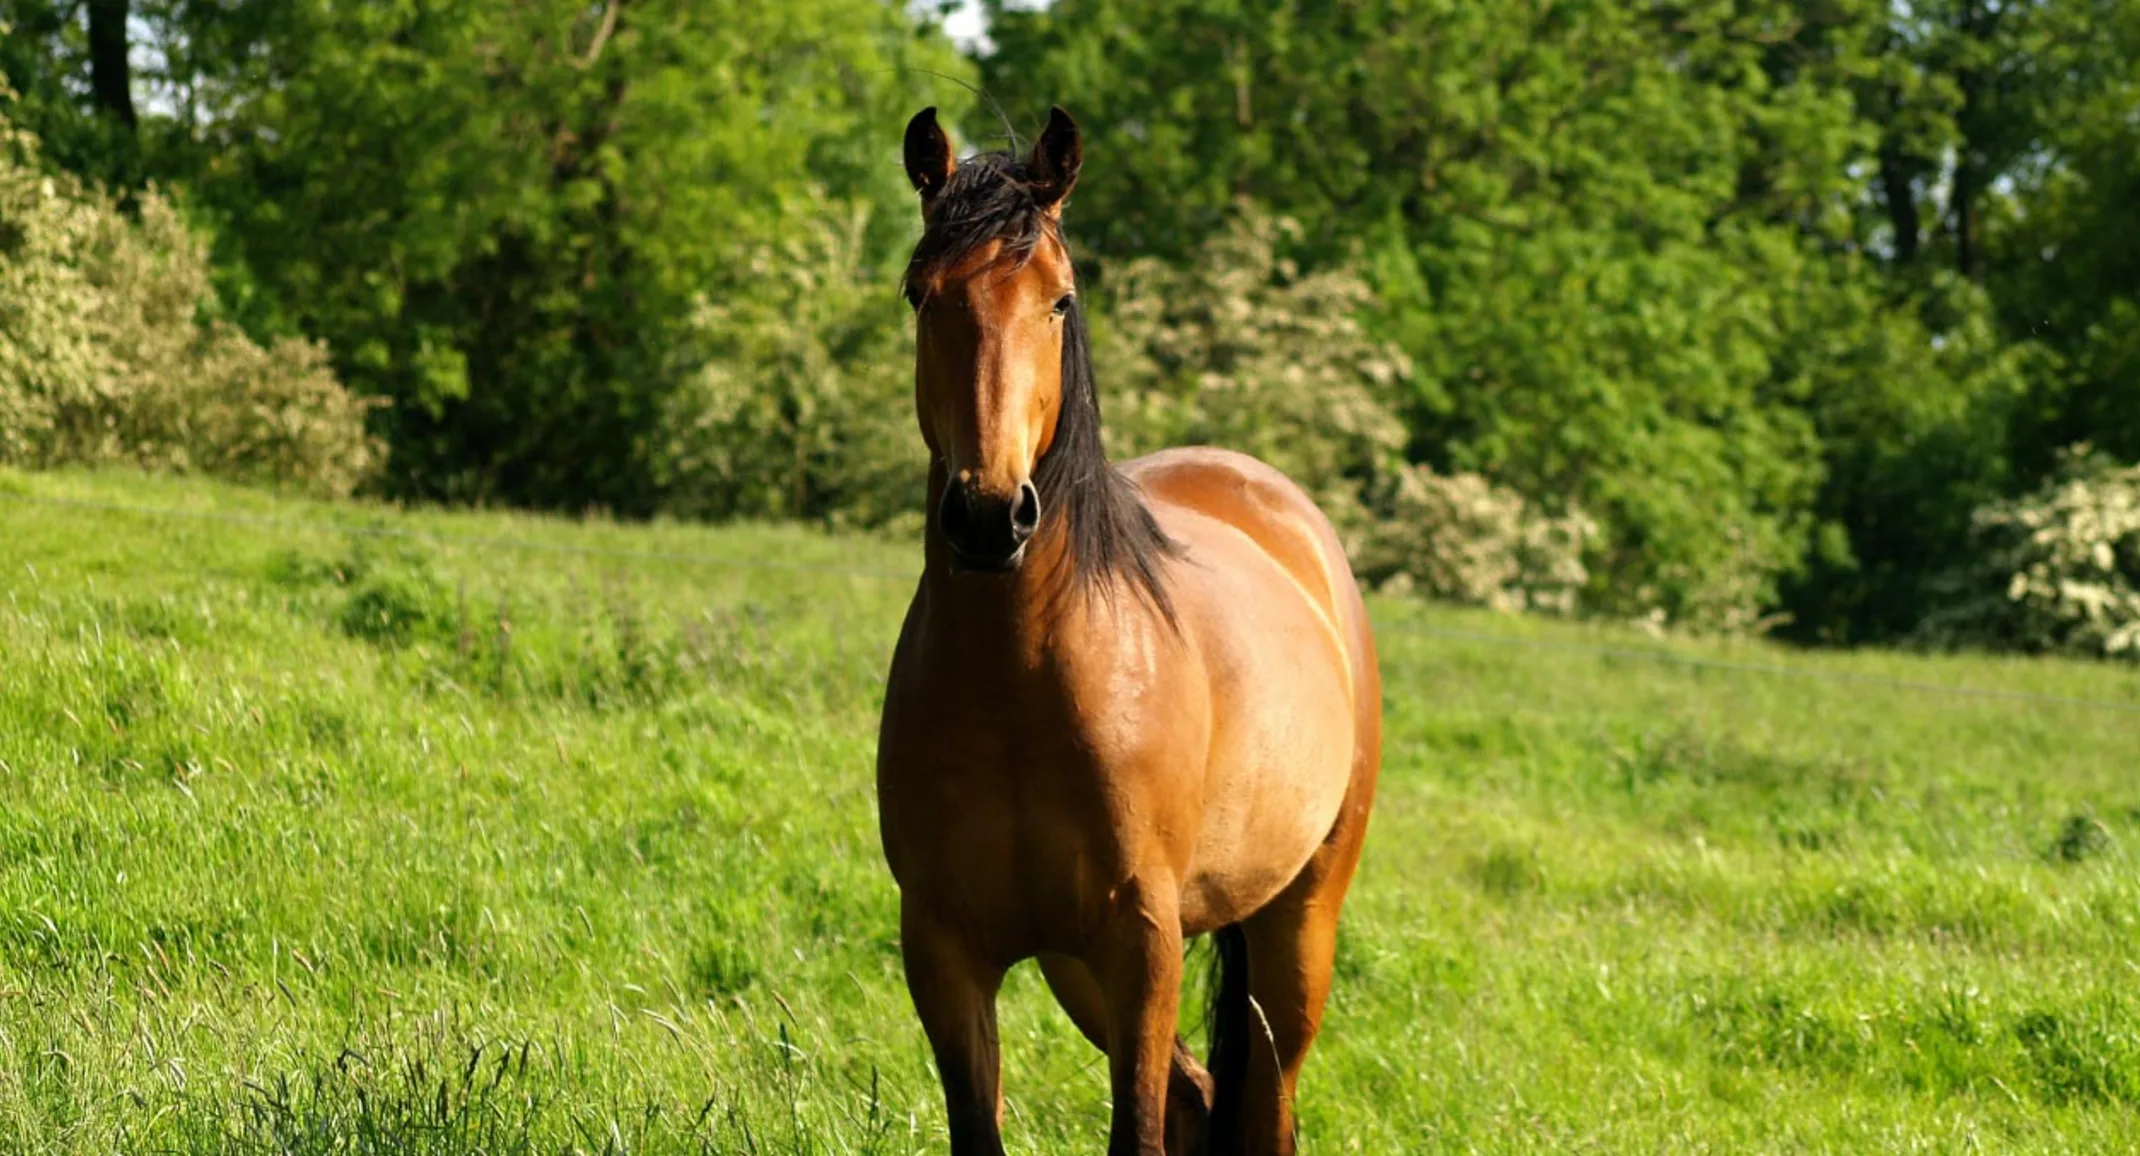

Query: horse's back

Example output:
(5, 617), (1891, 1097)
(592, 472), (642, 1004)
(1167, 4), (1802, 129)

(1124, 446), (1372, 678)
(1122, 446), (1381, 931)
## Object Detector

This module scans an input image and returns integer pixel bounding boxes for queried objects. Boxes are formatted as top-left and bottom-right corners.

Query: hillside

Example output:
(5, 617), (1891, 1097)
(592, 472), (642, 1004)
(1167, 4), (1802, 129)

(1, 468), (2136, 1152)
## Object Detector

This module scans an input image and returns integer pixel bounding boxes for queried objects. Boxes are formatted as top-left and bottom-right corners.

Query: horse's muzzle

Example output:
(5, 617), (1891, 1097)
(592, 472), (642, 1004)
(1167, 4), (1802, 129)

(940, 479), (1039, 572)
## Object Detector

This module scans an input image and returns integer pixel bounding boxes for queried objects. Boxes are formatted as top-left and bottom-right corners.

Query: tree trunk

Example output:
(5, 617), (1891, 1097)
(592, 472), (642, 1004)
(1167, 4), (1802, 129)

(87, 0), (138, 132)
(1953, 114), (1979, 277)
(1878, 141), (1920, 265)
(1952, 0), (1985, 279)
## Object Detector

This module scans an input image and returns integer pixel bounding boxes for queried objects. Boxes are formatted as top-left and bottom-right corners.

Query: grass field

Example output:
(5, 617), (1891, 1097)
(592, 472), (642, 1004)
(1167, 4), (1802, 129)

(2, 467), (2138, 1153)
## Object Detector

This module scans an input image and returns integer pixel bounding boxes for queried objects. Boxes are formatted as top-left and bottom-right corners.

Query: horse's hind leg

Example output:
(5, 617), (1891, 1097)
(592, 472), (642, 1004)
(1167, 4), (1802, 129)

(1038, 953), (1214, 1155)
(1225, 817), (1373, 1156)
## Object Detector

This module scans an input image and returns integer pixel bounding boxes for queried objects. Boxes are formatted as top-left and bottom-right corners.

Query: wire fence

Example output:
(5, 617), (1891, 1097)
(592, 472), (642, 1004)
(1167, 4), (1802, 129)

(6, 486), (2138, 717)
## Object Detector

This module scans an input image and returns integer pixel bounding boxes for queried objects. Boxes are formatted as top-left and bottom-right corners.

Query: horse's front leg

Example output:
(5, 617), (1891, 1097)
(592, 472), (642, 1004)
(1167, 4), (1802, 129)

(1095, 880), (1186, 1156)
(901, 904), (1008, 1156)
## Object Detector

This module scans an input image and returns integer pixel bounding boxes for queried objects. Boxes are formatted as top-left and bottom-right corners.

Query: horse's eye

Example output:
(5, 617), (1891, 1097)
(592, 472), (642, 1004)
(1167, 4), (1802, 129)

(1052, 294), (1074, 318)
(905, 283), (925, 312)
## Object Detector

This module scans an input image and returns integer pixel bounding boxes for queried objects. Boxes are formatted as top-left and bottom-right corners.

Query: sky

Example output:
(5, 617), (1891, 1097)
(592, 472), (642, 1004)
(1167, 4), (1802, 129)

(940, 0), (992, 52)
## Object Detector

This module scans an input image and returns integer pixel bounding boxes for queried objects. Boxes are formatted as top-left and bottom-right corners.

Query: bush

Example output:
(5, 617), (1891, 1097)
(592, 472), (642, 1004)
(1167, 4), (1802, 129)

(0, 98), (380, 496)
(1094, 207), (1413, 518)
(1778, 272), (2035, 645)
(1095, 205), (1591, 612)
(1920, 447), (2140, 659)
(1358, 467), (1595, 615)
(656, 199), (1593, 616)
(654, 198), (921, 530)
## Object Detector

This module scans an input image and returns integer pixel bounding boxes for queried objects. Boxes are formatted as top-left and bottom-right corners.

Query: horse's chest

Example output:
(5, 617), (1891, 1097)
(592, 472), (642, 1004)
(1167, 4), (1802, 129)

(875, 601), (1208, 949)
(879, 757), (1127, 948)
(878, 687), (1145, 937)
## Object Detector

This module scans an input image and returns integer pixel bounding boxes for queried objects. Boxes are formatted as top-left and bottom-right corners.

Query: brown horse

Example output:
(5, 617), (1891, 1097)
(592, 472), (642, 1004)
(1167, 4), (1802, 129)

(875, 105), (1381, 1156)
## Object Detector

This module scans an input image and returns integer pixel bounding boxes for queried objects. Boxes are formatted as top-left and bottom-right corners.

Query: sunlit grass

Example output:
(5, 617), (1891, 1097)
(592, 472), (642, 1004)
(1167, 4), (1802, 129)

(2, 468), (2136, 1152)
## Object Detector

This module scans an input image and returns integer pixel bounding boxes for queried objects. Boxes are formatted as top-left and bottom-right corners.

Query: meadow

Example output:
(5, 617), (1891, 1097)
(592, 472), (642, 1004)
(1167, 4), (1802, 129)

(2, 467), (2137, 1153)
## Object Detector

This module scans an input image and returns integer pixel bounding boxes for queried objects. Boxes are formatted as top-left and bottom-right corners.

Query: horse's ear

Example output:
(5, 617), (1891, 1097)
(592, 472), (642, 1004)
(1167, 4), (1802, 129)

(904, 107), (956, 211)
(1028, 106), (1081, 214)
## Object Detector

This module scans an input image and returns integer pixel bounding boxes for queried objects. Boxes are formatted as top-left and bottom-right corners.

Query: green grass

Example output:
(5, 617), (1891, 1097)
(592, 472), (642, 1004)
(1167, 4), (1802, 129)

(3, 467), (2138, 1153)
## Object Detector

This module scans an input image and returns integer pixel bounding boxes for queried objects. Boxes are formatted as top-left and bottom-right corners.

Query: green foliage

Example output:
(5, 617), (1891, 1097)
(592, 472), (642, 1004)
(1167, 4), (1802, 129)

(1097, 204), (1593, 612)
(1780, 270), (2036, 643)
(983, 0), (1882, 629)
(7, 0), (2140, 649)
(0, 3), (141, 189)
(154, 0), (970, 512)
(1921, 447), (2140, 660)
(5, 469), (2140, 1150)
(975, 0), (2139, 640)
(1981, 0), (2140, 469)
(0, 97), (380, 495)
(654, 197), (923, 529)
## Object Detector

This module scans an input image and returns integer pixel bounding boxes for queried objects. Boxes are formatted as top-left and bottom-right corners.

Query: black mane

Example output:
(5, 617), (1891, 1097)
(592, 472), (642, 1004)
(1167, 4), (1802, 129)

(905, 152), (1181, 621)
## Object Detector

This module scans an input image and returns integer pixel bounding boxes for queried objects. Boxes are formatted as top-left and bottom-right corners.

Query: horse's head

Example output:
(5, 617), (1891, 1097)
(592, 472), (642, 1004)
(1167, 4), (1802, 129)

(901, 106), (1083, 573)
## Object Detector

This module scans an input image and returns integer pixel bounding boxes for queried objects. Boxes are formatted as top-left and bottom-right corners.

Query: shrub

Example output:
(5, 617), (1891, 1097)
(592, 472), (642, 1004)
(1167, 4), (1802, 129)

(651, 198), (1594, 613)
(337, 566), (454, 647)
(1358, 467), (1595, 615)
(1094, 207), (1414, 521)
(653, 198), (922, 530)
(0, 96), (380, 496)
(1095, 204), (1591, 612)
(1920, 446), (2140, 659)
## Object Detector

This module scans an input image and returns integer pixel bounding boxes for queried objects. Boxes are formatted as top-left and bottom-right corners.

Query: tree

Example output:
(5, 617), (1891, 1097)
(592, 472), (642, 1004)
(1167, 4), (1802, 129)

(1982, 0), (2140, 470)
(149, 0), (970, 509)
(979, 0), (2135, 638)
(83, 0), (132, 130)
(982, 0), (1893, 627)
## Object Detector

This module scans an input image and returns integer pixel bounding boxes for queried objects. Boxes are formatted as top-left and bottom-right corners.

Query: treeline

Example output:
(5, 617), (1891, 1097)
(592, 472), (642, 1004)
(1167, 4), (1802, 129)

(2, 0), (2137, 654)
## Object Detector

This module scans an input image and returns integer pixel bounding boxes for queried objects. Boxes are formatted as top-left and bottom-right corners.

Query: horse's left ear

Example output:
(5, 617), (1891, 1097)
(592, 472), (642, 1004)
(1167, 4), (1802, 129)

(1028, 106), (1082, 214)
(904, 107), (956, 212)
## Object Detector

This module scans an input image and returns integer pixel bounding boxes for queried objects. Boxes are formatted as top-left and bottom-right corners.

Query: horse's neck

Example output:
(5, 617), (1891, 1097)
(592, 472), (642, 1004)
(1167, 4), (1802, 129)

(918, 524), (1088, 672)
(924, 455), (1078, 659)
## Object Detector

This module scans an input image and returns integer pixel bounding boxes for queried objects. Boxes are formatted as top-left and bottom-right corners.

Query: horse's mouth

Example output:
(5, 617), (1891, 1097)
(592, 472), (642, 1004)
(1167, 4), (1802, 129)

(948, 544), (1027, 574)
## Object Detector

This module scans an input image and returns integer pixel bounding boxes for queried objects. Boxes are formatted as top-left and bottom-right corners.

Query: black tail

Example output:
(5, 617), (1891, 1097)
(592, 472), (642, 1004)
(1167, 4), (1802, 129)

(1205, 923), (1252, 1152)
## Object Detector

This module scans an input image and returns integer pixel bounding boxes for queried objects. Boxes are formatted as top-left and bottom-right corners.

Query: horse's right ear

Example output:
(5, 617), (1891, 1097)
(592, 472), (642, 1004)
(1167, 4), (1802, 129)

(904, 107), (955, 212)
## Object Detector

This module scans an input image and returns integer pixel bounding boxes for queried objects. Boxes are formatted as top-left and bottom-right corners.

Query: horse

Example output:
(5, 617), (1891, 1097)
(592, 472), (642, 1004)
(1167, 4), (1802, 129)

(875, 105), (1382, 1156)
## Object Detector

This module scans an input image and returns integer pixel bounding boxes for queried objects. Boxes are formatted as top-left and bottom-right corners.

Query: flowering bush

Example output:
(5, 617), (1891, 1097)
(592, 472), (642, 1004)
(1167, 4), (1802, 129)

(652, 197), (921, 530)
(1921, 446), (2140, 658)
(0, 98), (379, 495)
(1096, 205), (1592, 612)
(1358, 466), (1596, 614)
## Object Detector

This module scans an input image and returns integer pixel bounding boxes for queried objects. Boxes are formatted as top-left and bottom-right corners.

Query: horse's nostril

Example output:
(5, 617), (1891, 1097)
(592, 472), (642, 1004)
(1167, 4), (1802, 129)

(1011, 482), (1040, 538)
(938, 480), (1032, 568)
(937, 488), (965, 535)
